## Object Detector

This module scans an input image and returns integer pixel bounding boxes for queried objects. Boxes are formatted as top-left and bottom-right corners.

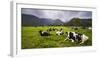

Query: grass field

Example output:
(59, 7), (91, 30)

(21, 26), (92, 49)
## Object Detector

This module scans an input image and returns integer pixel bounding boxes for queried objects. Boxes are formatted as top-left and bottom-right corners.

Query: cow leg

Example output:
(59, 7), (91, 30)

(64, 37), (69, 41)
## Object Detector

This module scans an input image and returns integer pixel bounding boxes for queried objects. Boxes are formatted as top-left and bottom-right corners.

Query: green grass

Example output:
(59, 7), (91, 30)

(21, 26), (92, 49)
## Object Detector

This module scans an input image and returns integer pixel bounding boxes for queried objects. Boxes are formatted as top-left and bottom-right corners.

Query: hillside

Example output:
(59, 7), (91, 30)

(64, 18), (92, 27)
(22, 14), (64, 26)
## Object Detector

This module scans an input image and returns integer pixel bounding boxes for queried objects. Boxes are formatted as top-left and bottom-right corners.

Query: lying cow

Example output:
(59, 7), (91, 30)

(65, 31), (89, 44)
(39, 30), (50, 36)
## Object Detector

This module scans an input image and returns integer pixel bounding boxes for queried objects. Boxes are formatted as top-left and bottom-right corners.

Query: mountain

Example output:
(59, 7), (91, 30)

(22, 14), (64, 26)
(65, 18), (92, 27)
(22, 14), (91, 27)
(53, 19), (64, 26)
(80, 19), (92, 27)
(22, 14), (40, 26)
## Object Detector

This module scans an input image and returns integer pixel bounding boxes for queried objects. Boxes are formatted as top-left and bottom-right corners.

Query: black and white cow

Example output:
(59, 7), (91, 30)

(65, 32), (77, 42)
(56, 28), (64, 35)
(39, 30), (50, 36)
(65, 31), (88, 44)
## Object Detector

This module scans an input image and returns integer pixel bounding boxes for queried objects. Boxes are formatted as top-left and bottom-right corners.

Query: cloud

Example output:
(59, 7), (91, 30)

(21, 8), (92, 22)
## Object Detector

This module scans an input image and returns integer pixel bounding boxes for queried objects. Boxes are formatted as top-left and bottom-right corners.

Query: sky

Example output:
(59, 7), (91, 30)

(21, 8), (92, 22)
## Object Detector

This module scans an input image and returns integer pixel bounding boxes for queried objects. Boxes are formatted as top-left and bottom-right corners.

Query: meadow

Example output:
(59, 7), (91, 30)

(21, 26), (92, 49)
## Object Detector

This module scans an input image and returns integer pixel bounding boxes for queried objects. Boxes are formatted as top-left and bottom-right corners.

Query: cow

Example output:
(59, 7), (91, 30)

(65, 31), (89, 44)
(56, 28), (64, 35)
(39, 30), (50, 36)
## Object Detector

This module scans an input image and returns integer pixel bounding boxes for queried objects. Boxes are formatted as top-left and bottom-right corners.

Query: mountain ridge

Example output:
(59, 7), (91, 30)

(22, 14), (92, 27)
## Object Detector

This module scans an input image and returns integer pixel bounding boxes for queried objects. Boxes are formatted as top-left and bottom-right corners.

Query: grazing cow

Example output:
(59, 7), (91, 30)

(56, 28), (64, 35)
(56, 31), (64, 35)
(65, 31), (89, 44)
(47, 28), (58, 31)
(39, 30), (50, 36)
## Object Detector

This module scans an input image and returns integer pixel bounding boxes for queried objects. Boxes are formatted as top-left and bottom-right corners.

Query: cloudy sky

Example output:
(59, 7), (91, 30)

(21, 8), (92, 22)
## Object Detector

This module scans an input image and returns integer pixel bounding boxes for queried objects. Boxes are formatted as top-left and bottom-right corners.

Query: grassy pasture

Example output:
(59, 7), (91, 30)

(21, 26), (92, 49)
